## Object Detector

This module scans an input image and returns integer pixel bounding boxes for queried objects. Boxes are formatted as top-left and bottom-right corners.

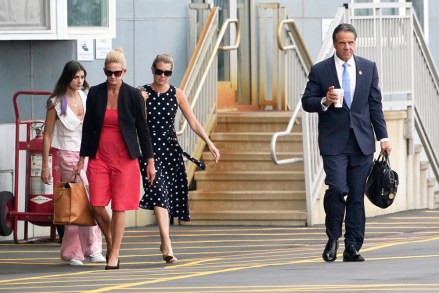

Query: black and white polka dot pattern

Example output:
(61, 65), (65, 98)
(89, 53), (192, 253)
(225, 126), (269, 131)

(139, 84), (190, 221)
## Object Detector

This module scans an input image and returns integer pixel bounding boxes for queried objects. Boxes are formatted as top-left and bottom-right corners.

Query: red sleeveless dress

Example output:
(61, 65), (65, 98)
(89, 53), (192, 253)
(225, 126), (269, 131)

(87, 108), (140, 211)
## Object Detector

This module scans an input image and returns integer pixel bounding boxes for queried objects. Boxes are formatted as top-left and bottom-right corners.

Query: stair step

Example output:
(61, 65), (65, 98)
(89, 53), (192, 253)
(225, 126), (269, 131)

(211, 132), (302, 141)
(189, 190), (306, 210)
(203, 151), (304, 171)
(218, 111), (295, 119)
(195, 170), (304, 179)
(183, 219), (307, 226)
(194, 171), (305, 191)
(205, 151), (303, 160)
(183, 210), (307, 226)
(211, 132), (302, 152)
(217, 112), (302, 132)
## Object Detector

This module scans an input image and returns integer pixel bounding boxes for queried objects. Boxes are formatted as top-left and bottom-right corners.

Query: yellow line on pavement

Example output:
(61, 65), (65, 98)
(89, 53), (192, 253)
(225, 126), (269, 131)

(111, 283), (439, 292)
(0, 270), (101, 284)
(81, 234), (439, 292)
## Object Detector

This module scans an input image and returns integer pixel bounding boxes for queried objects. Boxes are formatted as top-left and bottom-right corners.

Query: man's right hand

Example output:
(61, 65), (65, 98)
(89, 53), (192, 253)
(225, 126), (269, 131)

(324, 86), (337, 106)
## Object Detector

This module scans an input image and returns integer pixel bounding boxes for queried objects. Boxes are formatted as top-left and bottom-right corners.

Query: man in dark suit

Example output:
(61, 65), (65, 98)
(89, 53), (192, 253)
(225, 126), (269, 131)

(301, 23), (392, 262)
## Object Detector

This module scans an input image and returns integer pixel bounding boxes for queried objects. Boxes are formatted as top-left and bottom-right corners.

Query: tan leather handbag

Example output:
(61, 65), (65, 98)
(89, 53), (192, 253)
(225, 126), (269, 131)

(53, 177), (96, 226)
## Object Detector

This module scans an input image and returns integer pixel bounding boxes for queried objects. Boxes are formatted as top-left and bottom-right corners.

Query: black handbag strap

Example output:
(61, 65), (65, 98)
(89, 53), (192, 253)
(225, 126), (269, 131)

(377, 151), (391, 167)
(383, 151), (392, 167)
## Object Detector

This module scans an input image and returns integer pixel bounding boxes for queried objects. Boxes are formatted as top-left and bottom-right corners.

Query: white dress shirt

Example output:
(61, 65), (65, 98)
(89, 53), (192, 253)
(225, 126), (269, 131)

(335, 55), (356, 103)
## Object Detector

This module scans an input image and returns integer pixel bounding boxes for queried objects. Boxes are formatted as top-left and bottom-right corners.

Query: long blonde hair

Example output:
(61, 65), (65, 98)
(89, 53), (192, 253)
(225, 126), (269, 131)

(105, 48), (126, 68)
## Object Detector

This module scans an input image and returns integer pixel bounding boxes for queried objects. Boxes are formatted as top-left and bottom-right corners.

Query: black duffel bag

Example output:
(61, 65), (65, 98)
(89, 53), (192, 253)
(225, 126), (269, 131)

(365, 151), (399, 209)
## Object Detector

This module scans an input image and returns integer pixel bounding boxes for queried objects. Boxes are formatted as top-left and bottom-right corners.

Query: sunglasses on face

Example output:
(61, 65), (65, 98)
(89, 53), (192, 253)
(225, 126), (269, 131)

(154, 68), (172, 77)
(104, 69), (123, 77)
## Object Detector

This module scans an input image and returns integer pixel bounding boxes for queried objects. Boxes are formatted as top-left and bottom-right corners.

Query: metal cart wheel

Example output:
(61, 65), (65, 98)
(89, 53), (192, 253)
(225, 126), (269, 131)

(0, 191), (14, 236)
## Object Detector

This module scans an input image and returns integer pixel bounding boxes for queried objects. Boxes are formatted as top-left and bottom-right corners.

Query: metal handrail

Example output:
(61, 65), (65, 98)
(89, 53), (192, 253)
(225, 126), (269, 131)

(276, 18), (312, 69)
(411, 16), (439, 182)
(277, 19), (296, 51)
(270, 101), (303, 164)
(177, 18), (240, 136)
(270, 12), (312, 164)
(415, 108), (439, 180)
(181, 6), (218, 95)
(219, 19), (240, 51)
(175, 7), (240, 184)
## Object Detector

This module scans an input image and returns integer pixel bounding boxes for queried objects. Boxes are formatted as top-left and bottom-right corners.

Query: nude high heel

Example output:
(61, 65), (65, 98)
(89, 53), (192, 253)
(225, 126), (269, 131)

(160, 244), (178, 263)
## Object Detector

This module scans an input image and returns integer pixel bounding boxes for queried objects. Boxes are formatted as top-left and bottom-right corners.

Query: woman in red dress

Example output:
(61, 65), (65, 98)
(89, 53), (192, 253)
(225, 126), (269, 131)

(75, 48), (155, 270)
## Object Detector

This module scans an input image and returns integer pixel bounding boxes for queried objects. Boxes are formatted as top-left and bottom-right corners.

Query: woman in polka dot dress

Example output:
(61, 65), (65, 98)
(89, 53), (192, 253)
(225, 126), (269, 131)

(138, 54), (220, 263)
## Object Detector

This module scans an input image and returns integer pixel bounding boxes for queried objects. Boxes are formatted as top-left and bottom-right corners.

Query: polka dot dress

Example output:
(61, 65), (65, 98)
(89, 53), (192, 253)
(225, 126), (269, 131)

(139, 85), (192, 221)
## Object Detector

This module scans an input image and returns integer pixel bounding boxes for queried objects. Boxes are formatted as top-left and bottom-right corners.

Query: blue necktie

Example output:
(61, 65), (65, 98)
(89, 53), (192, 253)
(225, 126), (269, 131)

(342, 63), (352, 108)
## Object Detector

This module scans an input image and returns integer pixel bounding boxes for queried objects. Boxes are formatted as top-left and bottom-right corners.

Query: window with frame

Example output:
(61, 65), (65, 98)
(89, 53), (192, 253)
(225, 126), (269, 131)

(0, 0), (50, 31)
(67, 0), (109, 27)
(351, 0), (425, 25)
(0, 0), (114, 39)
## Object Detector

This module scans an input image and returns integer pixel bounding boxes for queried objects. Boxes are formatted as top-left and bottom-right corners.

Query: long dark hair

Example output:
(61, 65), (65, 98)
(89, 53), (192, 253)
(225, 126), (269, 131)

(47, 60), (89, 111)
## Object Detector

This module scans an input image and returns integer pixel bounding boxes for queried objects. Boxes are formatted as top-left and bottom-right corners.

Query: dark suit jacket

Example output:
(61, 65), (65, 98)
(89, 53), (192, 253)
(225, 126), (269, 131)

(301, 55), (388, 156)
(80, 81), (154, 160)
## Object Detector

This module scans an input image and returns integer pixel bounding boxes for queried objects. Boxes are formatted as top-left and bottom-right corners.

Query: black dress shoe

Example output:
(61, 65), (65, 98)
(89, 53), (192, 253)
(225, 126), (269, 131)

(105, 259), (120, 270)
(343, 245), (365, 262)
(322, 240), (339, 262)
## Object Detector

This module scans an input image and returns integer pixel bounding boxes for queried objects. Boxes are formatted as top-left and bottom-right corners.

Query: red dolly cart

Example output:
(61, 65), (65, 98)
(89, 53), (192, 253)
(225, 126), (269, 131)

(0, 90), (60, 243)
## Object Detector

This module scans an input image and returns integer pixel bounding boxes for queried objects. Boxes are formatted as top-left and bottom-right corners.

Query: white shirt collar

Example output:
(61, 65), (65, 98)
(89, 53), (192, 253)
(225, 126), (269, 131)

(334, 54), (355, 68)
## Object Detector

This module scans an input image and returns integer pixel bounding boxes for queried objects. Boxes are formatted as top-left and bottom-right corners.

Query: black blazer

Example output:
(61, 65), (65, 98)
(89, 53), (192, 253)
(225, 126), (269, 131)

(301, 55), (388, 156)
(80, 81), (154, 160)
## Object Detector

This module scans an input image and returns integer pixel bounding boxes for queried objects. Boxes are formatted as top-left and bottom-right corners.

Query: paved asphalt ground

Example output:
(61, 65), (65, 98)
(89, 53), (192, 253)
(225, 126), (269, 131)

(1, 209), (439, 293)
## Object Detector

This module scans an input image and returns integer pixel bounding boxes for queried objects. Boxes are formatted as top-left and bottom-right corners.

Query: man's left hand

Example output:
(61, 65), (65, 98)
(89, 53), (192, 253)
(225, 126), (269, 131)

(380, 140), (392, 155)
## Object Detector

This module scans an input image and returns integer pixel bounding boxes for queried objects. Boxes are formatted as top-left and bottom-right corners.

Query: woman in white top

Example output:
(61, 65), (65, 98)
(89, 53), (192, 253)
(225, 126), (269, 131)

(41, 60), (105, 266)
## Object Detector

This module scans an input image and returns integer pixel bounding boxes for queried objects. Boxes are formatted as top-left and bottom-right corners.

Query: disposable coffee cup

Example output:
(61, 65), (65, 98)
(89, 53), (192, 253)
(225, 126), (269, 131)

(333, 88), (344, 108)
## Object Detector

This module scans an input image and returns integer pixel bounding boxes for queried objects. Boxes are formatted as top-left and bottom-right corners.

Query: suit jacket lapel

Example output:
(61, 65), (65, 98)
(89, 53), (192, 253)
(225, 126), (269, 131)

(326, 56), (340, 88)
(353, 55), (363, 104)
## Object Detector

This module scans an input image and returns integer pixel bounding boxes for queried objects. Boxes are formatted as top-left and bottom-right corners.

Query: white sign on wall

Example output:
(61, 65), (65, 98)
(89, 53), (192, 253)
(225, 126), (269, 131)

(96, 38), (112, 59)
(77, 39), (94, 61)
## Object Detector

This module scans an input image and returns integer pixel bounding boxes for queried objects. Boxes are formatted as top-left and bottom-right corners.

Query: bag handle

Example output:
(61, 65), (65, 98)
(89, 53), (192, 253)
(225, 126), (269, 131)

(382, 150), (392, 168)
(54, 174), (79, 202)
(376, 150), (390, 162)
(70, 173), (80, 182)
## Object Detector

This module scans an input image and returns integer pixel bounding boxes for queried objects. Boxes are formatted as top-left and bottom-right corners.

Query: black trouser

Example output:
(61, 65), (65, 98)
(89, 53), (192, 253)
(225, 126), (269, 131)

(322, 130), (373, 251)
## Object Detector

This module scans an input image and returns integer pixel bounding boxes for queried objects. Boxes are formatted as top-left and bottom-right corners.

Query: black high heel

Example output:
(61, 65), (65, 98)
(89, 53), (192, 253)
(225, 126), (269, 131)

(105, 259), (120, 270)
